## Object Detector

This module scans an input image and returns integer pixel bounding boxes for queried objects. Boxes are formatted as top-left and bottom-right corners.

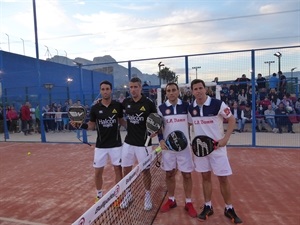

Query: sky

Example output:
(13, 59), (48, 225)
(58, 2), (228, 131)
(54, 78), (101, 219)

(0, 0), (299, 63)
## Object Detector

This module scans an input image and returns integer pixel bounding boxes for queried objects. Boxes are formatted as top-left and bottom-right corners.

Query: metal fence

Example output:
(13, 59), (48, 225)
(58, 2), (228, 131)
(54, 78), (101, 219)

(1, 45), (299, 148)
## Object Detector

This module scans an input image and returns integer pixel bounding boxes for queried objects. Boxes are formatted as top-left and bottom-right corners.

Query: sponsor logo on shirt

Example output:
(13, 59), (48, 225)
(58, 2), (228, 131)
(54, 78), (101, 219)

(112, 109), (118, 113)
(98, 115), (117, 128)
(166, 118), (186, 123)
(194, 119), (214, 125)
(140, 106), (146, 111)
(127, 112), (144, 124)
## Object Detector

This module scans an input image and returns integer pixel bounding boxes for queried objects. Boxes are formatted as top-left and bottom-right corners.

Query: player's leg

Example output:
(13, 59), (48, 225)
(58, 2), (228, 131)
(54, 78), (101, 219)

(109, 146), (123, 184)
(160, 151), (177, 213)
(177, 149), (197, 217)
(93, 148), (109, 201)
(136, 145), (153, 210)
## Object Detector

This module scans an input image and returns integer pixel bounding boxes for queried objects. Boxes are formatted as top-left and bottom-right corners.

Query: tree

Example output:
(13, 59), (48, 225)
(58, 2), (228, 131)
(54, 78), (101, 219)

(158, 67), (178, 84)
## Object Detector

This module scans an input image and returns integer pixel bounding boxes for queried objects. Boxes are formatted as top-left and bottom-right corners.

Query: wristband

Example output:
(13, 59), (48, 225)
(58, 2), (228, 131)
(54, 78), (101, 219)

(158, 133), (164, 142)
(80, 123), (88, 130)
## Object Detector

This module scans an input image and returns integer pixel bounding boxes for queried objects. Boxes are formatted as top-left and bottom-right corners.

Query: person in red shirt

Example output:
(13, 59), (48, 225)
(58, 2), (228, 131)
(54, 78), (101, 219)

(260, 96), (271, 111)
(6, 106), (19, 133)
(21, 102), (32, 135)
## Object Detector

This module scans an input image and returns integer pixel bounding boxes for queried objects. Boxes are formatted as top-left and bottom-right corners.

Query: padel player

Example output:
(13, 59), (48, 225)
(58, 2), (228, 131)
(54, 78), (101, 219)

(70, 80), (125, 203)
(120, 77), (157, 211)
(157, 82), (197, 218)
(188, 79), (243, 224)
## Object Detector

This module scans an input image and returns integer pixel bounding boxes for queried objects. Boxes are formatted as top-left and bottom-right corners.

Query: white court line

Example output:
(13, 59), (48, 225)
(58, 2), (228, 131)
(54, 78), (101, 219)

(0, 217), (48, 225)
(0, 142), (22, 149)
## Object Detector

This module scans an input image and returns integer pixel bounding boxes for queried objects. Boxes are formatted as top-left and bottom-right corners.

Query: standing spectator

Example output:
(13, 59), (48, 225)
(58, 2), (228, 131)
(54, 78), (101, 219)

(275, 102), (294, 133)
(157, 82), (197, 217)
(35, 104), (41, 133)
(21, 101), (32, 135)
(30, 105), (36, 133)
(269, 73), (279, 90)
(55, 106), (63, 132)
(120, 77), (157, 211)
(61, 101), (70, 131)
(188, 79), (242, 224)
(6, 106), (19, 133)
(118, 93), (126, 103)
(278, 71), (287, 94)
(142, 81), (150, 97)
(238, 74), (250, 92)
(264, 104), (278, 133)
(256, 73), (266, 92)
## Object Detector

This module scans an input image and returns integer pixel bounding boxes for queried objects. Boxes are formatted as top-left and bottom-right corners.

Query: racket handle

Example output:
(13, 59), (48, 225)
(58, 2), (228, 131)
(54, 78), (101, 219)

(145, 136), (151, 147)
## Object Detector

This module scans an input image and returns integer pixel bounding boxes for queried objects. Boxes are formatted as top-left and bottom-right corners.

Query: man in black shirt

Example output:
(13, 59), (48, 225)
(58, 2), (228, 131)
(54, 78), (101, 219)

(70, 80), (124, 202)
(120, 77), (157, 211)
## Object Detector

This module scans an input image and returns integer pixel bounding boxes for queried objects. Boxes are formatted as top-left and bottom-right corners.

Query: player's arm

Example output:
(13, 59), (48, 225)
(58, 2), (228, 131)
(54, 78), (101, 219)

(218, 115), (235, 147)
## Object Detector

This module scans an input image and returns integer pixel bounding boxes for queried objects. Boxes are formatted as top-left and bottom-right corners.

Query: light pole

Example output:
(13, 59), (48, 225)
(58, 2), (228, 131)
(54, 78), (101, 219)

(158, 61), (164, 85)
(44, 83), (54, 105)
(5, 33), (10, 52)
(66, 78), (73, 100)
(20, 38), (25, 55)
(264, 61), (275, 77)
(291, 67), (297, 78)
(274, 52), (282, 72)
(192, 66), (201, 79)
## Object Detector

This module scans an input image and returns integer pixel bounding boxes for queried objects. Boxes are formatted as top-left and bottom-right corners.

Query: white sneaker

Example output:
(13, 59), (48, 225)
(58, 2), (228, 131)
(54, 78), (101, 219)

(144, 193), (152, 211)
(120, 192), (133, 209)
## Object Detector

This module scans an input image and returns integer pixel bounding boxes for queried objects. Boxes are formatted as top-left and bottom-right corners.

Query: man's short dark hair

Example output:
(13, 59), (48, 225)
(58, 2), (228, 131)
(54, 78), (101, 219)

(191, 79), (206, 90)
(166, 82), (179, 90)
(100, 80), (112, 89)
(130, 77), (142, 84)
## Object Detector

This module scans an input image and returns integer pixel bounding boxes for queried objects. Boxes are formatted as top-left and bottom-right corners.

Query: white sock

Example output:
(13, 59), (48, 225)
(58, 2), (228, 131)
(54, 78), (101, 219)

(225, 204), (233, 209)
(168, 196), (175, 201)
(97, 190), (103, 198)
(185, 198), (192, 203)
(205, 201), (212, 207)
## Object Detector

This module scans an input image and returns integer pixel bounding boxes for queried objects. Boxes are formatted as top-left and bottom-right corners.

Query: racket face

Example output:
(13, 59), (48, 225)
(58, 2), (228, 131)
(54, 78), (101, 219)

(68, 105), (87, 124)
(165, 130), (188, 152)
(146, 113), (163, 134)
(191, 135), (217, 157)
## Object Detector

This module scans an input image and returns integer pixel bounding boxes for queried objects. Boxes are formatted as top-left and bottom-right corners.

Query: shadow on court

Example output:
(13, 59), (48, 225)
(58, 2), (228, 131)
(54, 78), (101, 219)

(0, 143), (299, 225)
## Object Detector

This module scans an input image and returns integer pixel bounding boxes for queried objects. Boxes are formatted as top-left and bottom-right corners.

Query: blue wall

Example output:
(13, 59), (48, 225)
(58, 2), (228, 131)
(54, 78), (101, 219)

(0, 51), (113, 108)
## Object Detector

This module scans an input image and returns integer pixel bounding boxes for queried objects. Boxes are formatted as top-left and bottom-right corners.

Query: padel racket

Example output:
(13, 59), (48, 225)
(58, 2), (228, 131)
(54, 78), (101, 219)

(144, 113), (163, 147)
(165, 130), (188, 151)
(191, 135), (218, 157)
(68, 105), (87, 125)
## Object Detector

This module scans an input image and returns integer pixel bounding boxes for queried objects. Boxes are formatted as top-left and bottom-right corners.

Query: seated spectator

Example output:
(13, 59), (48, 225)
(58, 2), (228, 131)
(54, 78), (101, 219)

(238, 89), (248, 106)
(268, 88), (279, 108)
(275, 102), (295, 133)
(228, 89), (238, 106)
(281, 93), (295, 113)
(241, 104), (252, 132)
(295, 98), (300, 114)
(258, 87), (268, 101)
(255, 105), (267, 132)
(264, 104), (278, 133)
(260, 96), (271, 111)
(230, 101), (242, 132)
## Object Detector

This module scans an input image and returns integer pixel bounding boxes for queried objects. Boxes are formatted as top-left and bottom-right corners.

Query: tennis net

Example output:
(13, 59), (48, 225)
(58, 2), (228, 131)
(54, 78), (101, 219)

(72, 148), (167, 225)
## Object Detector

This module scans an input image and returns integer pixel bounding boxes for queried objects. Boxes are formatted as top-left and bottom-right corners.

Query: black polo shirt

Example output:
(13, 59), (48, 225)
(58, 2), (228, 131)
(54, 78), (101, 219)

(90, 100), (123, 148)
(122, 95), (157, 146)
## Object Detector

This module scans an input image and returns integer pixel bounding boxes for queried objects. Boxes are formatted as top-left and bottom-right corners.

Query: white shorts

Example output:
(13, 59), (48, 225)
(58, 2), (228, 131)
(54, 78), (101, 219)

(193, 147), (232, 176)
(162, 148), (194, 173)
(93, 146), (122, 168)
(121, 142), (152, 167)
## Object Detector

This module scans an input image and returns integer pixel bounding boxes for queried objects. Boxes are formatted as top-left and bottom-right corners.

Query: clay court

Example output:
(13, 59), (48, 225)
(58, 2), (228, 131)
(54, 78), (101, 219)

(0, 142), (299, 225)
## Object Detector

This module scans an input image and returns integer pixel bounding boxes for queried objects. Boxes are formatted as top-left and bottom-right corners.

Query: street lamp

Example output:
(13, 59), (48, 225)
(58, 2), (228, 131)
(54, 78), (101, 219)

(20, 38), (25, 55)
(264, 61), (275, 77)
(44, 83), (54, 105)
(291, 67), (297, 78)
(5, 33), (10, 52)
(273, 52), (282, 72)
(192, 66), (201, 79)
(158, 61), (165, 85)
(66, 78), (73, 100)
